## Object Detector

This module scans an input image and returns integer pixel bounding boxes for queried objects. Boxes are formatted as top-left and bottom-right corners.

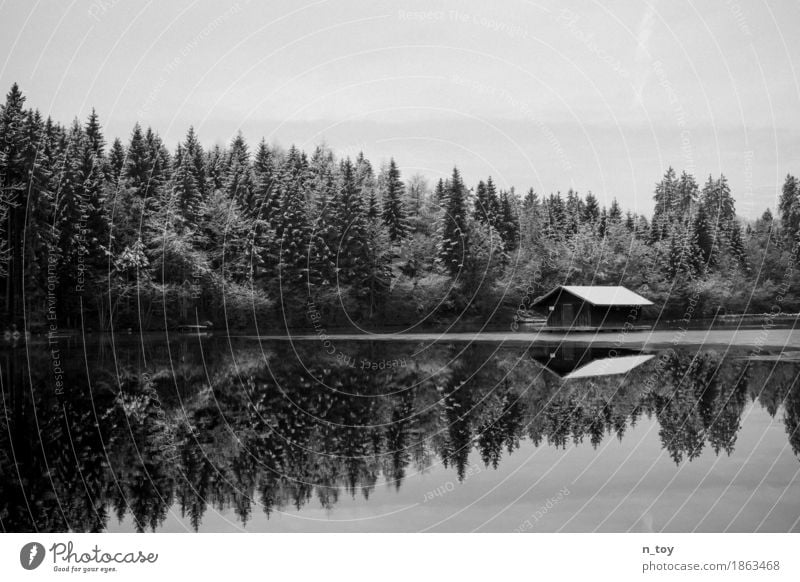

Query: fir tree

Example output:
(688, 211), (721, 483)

(380, 158), (407, 242)
(693, 202), (714, 266)
(0, 83), (30, 324)
(497, 191), (519, 248)
(274, 146), (312, 293)
(583, 191), (600, 224)
(124, 123), (152, 197)
(171, 144), (202, 230)
(652, 167), (679, 241)
(609, 198), (622, 222)
(779, 174), (800, 243)
(434, 178), (446, 207)
(225, 132), (254, 211)
(438, 167), (468, 275)
(332, 159), (369, 285)
(183, 127), (207, 199)
(106, 138), (125, 185)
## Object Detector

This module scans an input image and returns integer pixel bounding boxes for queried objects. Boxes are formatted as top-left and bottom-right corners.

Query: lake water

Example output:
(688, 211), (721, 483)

(1, 332), (799, 532)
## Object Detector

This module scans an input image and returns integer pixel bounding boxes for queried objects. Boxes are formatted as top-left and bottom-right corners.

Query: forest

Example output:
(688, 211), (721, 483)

(2, 82), (800, 332)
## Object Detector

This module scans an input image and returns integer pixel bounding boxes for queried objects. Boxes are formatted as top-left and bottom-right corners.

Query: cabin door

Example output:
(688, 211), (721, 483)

(561, 303), (574, 326)
(576, 304), (591, 327)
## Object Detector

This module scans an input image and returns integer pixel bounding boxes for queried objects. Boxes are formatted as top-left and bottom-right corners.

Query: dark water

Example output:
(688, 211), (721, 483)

(1, 334), (799, 532)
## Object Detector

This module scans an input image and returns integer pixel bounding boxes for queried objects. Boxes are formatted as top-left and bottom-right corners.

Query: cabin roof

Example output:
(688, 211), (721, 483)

(561, 354), (655, 379)
(534, 285), (653, 307)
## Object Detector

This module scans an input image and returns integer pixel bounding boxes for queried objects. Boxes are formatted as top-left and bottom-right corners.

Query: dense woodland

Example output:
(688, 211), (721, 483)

(2, 83), (800, 332)
(2, 339), (798, 532)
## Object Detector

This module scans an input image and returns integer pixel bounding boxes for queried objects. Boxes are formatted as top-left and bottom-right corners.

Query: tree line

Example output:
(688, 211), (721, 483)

(2, 83), (800, 331)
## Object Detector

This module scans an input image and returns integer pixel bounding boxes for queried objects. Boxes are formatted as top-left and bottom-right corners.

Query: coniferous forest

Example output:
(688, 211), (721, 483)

(2, 83), (800, 332)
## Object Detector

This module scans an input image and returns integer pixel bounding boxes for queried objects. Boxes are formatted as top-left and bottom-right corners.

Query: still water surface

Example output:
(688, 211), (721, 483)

(1, 333), (799, 532)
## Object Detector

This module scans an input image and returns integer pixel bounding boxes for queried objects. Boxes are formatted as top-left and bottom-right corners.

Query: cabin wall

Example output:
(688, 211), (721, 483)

(544, 293), (643, 329)
(545, 294), (592, 327)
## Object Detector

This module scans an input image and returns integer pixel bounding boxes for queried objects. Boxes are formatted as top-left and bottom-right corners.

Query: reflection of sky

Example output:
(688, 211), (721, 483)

(108, 401), (799, 533)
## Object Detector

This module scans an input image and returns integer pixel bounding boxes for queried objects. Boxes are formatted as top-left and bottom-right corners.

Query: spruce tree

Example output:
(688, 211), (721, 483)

(473, 180), (490, 223)
(438, 167), (468, 275)
(274, 146), (312, 291)
(333, 159), (369, 285)
(171, 144), (202, 230)
(0, 83), (30, 325)
(124, 123), (152, 197)
(652, 167), (679, 241)
(106, 138), (125, 185)
(497, 191), (519, 248)
(693, 202), (714, 266)
(583, 191), (600, 224)
(225, 132), (254, 211)
(434, 178), (446, 207)
(609, 198), (622, 222)
(380, 158), (407, 242)
(779, 174), (799, 243)
(183, 127), (207, 199)
(677, 171), (698, 219)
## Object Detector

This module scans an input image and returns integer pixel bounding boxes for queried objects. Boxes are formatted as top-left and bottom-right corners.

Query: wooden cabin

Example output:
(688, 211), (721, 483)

(533, 285), (653, 331)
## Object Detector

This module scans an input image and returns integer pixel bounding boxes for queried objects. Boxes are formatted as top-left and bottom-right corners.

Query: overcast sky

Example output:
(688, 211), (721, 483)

(1, 0), (799, 217)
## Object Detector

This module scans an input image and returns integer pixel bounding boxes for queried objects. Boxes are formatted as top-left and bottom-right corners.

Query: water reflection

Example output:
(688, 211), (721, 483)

(1, 338), (799, 532)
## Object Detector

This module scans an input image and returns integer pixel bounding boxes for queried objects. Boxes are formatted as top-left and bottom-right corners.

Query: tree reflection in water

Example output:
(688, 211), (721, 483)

(1, 338), (799, 532)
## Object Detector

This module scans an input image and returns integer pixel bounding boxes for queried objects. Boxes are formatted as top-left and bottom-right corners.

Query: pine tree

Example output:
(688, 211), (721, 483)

(274, 146), (312, 292)
(438, 167), (468, 274)
(609, 198), (622, 222)
(307, 144), (337, 284)
(55, 120), (93, 320)
(497, 191), (519, 248)
(145, 127), (171, 188)
(124, 123), (152, 197)
(598, 207), (608, 237)
(183, 127), (207, 199)
(693, 202), (714, 266)
(253, 139), (279, 221)
(205, 144), (225, 192)
(84, 108), (105, 160)
(355, 152), (379, 220)
(473, 180), (488, 223)
(545, 193), (566, 239)
(677, 171), (698, 219)
(380, 158), (407, 242)
(21, 107), (59, 327)
(225, 132), (254, 211)
(702, 174), (736, 226)
(332, 159), (369, 285)
(779, 174), (799, 243)
(106, 138), (125, 185)
(171, 144), (202, 230)
(625, 211), (635, 231)
(519, 188), (541, 248)
(652, 167), (679, 241)
(583, 191), (600, 224)
(434, 178), (446, 207)
(79, 112), (110, 276)
(0, 83), (30, 324)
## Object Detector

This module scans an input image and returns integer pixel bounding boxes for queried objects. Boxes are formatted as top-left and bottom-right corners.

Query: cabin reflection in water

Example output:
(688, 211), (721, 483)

(529, 345), (655, 380)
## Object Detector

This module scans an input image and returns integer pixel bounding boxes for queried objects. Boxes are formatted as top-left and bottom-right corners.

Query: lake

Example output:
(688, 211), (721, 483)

(1, 330), (799, 532)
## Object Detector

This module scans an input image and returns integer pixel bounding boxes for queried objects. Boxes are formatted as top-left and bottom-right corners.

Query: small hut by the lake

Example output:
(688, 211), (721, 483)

(533, 285), (653, 331)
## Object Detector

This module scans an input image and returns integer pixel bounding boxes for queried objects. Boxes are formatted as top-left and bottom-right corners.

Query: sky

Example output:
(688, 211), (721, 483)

(1, 0), (799, 218)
